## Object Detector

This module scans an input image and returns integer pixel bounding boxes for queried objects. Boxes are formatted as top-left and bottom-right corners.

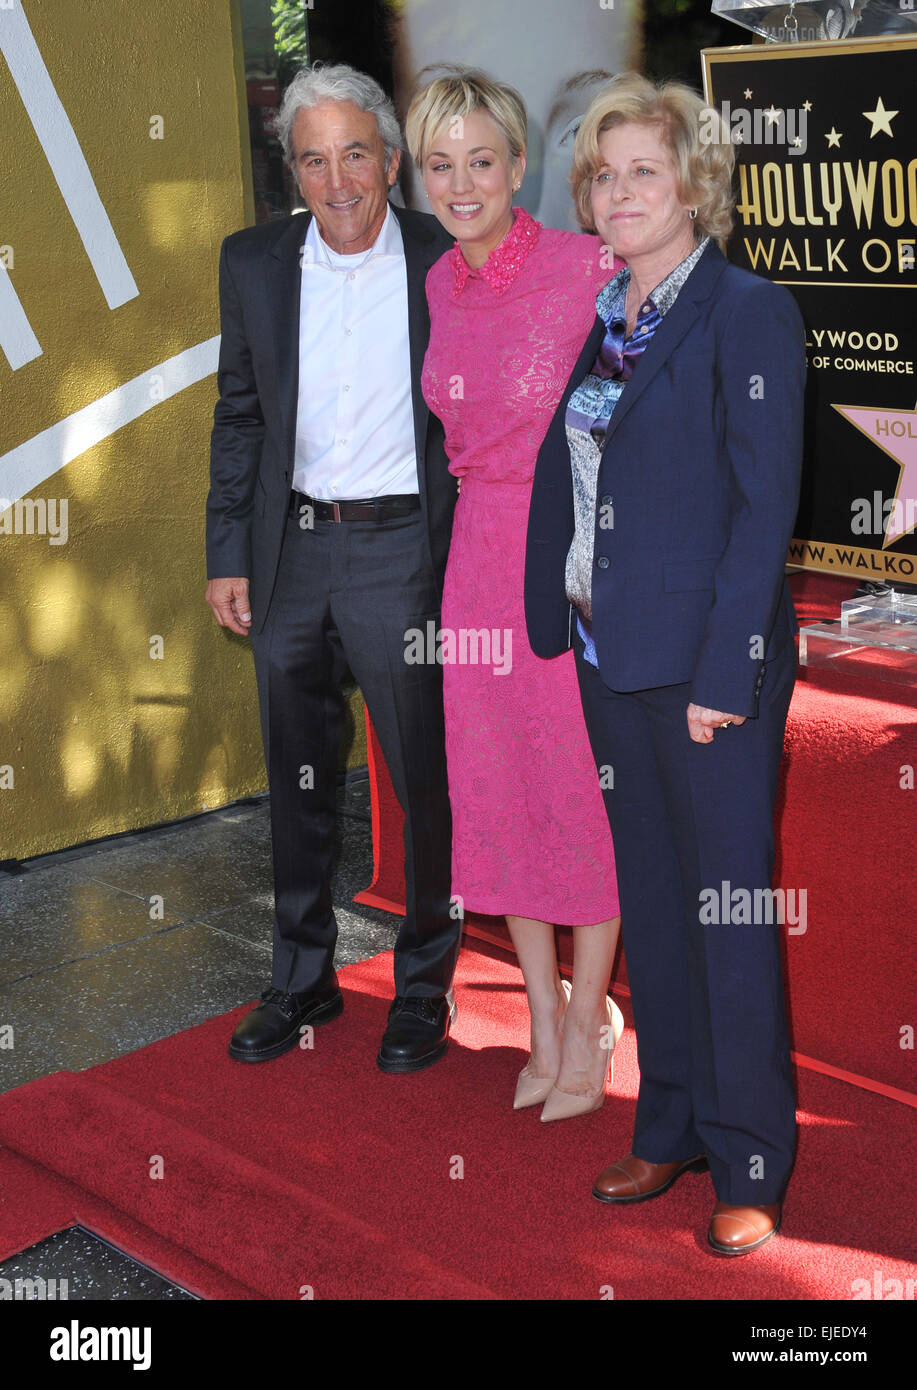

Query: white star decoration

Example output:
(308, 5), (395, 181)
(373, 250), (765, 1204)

(862, 97), (897, 138)
(825, 127), (842, 148)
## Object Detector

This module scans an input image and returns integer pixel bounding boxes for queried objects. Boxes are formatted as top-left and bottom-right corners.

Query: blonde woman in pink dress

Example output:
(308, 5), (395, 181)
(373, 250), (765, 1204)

(406, 69), (624, 1120)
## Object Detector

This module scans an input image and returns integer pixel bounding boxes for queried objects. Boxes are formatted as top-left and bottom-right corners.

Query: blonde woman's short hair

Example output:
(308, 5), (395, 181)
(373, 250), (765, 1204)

(571, 72), (735, 245)
(405, 65), (527, 169)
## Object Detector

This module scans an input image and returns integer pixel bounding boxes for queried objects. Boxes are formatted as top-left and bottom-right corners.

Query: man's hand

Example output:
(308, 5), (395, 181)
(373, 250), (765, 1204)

(686, 703), (746, 744)
(206, 577), (251, 636)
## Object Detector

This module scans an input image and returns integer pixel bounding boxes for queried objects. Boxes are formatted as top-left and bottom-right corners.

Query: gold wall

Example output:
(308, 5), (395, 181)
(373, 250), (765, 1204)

(0, 0), (369, 862)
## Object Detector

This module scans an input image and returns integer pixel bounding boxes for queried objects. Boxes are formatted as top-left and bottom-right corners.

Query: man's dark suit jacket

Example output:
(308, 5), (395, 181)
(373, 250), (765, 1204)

(524, 241), (807, 719)
(206, 202), (455, 632)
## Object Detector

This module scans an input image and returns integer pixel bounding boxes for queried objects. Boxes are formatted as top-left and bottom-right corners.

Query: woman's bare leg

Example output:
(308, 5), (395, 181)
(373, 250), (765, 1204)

(555, 916), (623, 1094)
(505, 915), (567, 1078)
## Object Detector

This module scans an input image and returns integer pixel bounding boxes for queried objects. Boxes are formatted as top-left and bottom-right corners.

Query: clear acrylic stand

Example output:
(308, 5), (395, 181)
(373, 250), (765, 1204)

(798, 590), (917, 685)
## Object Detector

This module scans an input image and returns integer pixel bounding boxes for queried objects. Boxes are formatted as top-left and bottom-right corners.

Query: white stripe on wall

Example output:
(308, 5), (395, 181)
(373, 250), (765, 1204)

(0, 1), (138, 311)
(0, 262), (42, 370)
(0, 336), (220, 506)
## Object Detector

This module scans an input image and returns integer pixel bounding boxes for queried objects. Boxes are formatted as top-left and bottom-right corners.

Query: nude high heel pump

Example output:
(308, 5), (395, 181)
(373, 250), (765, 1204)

(513, 979), (572, 1110)
(540, 993), (625, 1122)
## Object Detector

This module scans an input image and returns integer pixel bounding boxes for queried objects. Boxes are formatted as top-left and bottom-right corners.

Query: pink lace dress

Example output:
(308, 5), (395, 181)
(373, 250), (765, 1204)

(422, 207), (620, 924)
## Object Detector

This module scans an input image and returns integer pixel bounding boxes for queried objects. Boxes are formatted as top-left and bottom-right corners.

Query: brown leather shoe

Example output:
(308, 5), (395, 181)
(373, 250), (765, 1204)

(707, 1201), (781, 1256)
(593, 1152), (708, 1204)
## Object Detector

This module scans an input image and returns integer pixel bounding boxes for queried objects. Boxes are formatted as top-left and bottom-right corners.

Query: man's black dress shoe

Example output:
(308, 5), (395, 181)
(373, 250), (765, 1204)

(377, 994), (456, 1073)
(228, 981), (343, 1062)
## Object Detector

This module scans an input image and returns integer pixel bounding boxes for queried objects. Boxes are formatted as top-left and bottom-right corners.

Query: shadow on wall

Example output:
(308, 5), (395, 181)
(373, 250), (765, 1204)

(0, 419), (365, 859)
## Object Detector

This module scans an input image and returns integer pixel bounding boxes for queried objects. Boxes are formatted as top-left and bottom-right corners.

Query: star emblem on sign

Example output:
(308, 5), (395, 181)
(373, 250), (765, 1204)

(833, 403), (917, 545)
(862, 97), (898, 138)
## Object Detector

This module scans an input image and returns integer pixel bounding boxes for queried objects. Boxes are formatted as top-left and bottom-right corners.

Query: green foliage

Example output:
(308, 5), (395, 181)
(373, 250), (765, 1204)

(271, 0), (309, 64)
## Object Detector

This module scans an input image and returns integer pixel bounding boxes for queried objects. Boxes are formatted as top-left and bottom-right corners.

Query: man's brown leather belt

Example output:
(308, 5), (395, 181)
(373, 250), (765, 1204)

(289, 490), (420, 522)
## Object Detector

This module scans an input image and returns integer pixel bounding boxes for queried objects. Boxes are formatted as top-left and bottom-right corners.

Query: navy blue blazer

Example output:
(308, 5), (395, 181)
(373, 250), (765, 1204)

(524, 241), (806, 719)
(206, 203), (454, 632)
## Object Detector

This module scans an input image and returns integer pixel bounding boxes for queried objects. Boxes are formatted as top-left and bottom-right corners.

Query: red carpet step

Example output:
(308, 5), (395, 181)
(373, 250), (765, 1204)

(1, 949), (915, 1300)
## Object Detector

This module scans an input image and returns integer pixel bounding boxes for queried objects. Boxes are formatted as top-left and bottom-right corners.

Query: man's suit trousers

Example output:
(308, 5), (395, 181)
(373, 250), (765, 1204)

(251, 506), (460, 999)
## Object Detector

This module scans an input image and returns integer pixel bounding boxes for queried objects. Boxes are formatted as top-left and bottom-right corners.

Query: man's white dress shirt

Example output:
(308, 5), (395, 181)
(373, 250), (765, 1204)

(292, 205), (418, 500)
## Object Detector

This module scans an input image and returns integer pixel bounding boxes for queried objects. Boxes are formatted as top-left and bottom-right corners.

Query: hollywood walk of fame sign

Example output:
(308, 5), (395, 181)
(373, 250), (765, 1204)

(703, 36), (917, 581)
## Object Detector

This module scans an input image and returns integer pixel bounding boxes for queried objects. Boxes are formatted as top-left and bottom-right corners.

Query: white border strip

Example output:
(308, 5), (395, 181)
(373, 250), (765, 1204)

(0, 336), (220, 505)
(0, 1), (138, 310)
(0, 262), (42, 369)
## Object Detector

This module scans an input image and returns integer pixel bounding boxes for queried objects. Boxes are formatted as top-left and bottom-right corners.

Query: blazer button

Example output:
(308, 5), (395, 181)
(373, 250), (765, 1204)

(596, 556), (610, 570)
(600, 494), (613, 507)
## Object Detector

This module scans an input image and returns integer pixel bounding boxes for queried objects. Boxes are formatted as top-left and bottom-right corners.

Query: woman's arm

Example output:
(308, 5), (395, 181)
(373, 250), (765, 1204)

(689, 276), (807, 720)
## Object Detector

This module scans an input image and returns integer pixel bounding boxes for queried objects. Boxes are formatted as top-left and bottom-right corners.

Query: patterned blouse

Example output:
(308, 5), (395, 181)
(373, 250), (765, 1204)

(565, 237), (710, 661)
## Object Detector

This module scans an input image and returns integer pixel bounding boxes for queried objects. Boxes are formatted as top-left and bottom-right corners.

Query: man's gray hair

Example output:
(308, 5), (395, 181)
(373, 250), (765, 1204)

(278, 62), (403, 166)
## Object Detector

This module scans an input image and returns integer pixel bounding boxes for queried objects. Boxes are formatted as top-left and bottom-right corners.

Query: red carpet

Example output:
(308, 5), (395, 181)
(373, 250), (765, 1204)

(1, 948), (915, 1300)
(358, 571), (917, 1097)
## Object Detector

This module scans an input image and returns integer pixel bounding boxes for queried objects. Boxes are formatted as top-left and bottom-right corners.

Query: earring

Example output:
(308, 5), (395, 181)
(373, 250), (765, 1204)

(689, 206), (698, 220)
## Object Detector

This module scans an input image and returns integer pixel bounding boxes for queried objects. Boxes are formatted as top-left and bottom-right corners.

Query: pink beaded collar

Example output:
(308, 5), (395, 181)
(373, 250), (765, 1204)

(449, 205), (542, 297)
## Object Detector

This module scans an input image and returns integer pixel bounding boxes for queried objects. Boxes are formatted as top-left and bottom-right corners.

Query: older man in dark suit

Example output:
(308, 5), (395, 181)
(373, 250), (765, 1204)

(206, 63), (459, 1072)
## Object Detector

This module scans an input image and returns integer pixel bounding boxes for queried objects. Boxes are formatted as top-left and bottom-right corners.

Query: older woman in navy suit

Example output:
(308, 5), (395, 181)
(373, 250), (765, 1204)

(525, 74), (806, 1256)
